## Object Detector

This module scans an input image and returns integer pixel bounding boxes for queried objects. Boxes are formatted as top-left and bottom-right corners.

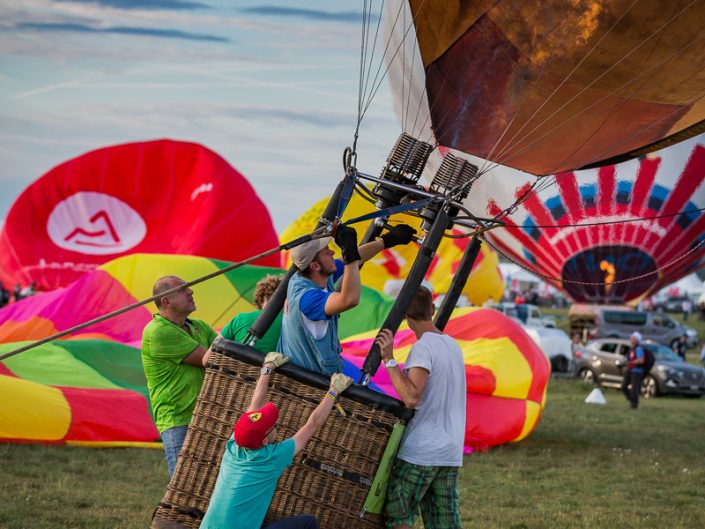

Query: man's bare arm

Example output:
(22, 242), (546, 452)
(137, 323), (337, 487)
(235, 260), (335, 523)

(248, 352), (289, 412)
(358, 239), (385, 263)
(324, 263), (361, 316)
(376, 329), (429, 408)
(292, 374), (353, 454)
(182, 344), (208, 366)
(200, 334), (225, 367)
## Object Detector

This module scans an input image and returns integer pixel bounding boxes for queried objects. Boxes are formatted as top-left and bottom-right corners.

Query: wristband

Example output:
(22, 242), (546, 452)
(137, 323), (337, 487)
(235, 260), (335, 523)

(325, 390), (347, 416)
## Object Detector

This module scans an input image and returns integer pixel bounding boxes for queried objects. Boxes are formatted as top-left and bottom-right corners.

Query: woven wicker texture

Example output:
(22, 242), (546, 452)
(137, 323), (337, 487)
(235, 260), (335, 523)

(152, 345), (408, 529)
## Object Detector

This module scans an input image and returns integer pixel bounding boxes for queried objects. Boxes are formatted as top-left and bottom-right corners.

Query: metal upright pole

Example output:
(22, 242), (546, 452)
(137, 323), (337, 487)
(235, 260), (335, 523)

(433, 236), (482, 331)
(359, 218), (385, 246)
(359, 210), (451, 384)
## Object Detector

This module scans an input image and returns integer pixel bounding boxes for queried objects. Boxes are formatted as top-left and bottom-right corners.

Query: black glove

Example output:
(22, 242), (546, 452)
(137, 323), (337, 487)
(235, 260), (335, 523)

(381, 224), (416, 249)
(334, 225), (361, 264)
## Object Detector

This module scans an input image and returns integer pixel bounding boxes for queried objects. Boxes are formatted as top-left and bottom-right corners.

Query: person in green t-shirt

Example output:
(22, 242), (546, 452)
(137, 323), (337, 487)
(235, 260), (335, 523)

(141, 275), (217, 477)
(200, 352), (353, 529)
(202, 275), (283, 367)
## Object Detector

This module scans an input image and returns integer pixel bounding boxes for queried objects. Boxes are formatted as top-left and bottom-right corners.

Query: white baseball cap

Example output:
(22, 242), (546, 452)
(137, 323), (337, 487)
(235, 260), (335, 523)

(630, 331), (642, 342)
(290, 237), (333, 270)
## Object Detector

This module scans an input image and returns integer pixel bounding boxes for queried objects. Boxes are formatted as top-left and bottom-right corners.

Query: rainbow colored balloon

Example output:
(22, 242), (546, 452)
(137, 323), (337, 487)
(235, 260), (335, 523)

(0, 339), (157, 446)
(341, 308), (550, 451)
(0, 253), (393, 445)
(0, 252), (548, 449)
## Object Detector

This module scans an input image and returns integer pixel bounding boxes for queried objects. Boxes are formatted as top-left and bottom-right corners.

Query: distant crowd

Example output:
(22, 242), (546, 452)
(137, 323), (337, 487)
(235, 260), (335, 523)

(0, 281), (37, 307)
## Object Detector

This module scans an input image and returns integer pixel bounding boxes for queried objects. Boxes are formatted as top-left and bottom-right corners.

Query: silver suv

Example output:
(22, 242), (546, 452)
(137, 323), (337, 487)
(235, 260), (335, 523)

(574, 338), (705, 398)
(576, 307), (697, 348)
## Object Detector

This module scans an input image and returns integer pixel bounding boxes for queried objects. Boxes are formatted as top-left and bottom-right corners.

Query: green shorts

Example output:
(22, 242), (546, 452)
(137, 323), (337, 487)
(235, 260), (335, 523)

(384, 459), (461, 529)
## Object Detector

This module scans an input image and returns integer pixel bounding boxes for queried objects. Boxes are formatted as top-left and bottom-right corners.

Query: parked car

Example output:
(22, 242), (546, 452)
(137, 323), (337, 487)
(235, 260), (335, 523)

(574, 338), (705, 398)
(496, 303), (556, 328)
(523, 326), (573, 373)
(656, 296), (692, 313)
(682, 324), (699, 348)
(568, 304), (695, 349)
(494, 304), (572, 373)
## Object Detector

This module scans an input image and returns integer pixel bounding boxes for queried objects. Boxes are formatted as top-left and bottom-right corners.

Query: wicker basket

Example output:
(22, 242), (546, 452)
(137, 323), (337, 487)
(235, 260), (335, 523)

(151, 340), (412, 529)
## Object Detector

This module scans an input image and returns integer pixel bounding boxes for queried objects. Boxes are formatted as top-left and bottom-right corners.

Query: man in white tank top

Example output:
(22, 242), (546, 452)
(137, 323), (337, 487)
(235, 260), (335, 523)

(375, 286), (466, 529)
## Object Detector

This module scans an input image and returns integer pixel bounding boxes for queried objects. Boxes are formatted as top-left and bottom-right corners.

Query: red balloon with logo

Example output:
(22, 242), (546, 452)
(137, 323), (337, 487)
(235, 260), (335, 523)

(0, 139), (279, 291)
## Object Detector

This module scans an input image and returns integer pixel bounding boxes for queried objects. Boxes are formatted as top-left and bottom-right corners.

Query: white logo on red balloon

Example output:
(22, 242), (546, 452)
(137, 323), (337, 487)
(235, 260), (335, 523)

(46, 192), (147, 255)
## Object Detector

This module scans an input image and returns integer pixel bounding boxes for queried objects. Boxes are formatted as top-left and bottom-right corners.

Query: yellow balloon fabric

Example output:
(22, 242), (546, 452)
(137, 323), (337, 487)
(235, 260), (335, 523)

(0, 375), (71, 441)
(101, 253), (251, 330)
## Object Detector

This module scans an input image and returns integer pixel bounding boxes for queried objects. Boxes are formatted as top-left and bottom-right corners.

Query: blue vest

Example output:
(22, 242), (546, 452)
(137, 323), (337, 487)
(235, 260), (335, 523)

(277, 272), (343, 375)
(629, 345), (645, 373)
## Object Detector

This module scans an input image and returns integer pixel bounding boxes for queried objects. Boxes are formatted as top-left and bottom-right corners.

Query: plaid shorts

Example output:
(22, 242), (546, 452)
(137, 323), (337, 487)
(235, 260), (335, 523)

(384, 459), (461, 529)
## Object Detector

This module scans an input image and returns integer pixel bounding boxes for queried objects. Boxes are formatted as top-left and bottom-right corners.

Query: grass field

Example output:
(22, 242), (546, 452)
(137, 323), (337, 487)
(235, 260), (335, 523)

(2, 377), (703, 529)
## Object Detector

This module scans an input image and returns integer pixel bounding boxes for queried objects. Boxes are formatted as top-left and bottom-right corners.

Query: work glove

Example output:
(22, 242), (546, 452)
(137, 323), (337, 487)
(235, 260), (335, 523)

(263, 352), (289, 369)
(329, 373), (354, 396)
(381, 224), (416, 249)
(334, 224), (361, 264)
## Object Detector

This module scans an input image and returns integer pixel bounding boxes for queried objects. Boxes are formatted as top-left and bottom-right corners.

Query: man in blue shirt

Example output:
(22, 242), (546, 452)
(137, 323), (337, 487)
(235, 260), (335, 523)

(621, 331), (645, 409)
(200, 352), (354, 529)
(278, 224), (415, 375)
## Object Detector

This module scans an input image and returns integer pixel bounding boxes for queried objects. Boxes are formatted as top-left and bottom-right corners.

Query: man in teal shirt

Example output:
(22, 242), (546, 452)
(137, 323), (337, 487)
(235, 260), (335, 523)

(141, 275), (217, 476)
(200, 352), (353, 529)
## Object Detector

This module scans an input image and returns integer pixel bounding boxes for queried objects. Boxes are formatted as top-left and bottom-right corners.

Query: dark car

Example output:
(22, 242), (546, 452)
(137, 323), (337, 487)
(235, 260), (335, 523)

(574, 338), (705, 398)
(656, 296), (692, 313)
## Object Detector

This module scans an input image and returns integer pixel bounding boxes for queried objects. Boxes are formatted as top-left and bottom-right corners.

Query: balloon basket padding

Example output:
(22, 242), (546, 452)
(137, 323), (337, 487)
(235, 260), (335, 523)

(151, 339), (413, 529)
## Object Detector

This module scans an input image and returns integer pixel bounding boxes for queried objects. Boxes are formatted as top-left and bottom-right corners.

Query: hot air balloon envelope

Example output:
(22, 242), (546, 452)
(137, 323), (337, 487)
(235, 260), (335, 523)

(385, 0), (705, 175)
(0, 140), (279, 291)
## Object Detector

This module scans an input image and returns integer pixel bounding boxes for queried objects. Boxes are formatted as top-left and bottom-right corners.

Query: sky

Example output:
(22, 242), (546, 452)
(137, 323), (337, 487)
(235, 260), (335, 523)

(0, 0), (400, 233)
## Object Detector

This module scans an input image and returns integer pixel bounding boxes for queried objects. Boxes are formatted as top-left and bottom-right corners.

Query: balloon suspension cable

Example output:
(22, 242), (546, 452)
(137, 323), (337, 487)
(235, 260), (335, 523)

(500, 205), (705, 230)
(343, 146), (357, 176)
(0, 227), (333, 362)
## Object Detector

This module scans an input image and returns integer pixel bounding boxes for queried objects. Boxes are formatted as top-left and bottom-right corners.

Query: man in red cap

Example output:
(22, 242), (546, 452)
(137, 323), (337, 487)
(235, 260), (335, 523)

(200, 352), (353, 529)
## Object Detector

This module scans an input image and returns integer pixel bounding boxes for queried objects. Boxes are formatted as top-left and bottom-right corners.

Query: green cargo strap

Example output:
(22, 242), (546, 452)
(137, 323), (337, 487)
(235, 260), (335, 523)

(361, 422), (406, 515)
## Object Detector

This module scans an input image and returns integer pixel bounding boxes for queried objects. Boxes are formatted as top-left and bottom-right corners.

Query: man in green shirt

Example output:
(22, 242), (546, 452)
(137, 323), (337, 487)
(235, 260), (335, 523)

(202, 275), (283, 367)
(141, 275), (217, 476)
(221, 274), (283, 352)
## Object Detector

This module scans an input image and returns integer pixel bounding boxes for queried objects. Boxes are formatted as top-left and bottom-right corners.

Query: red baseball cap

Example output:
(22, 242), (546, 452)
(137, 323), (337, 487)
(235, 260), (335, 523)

(234, 402), (279, 448)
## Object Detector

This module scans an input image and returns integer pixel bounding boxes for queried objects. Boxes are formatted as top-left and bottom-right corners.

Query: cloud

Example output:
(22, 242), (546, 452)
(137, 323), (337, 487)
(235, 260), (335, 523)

(241, 6), (374, 24)
(0, 99), (399, 231)
(10, 78), (92, 100)
(55, 0), (209, 10)
(0, 0), (370, 66)
(16, 21), (228, 42)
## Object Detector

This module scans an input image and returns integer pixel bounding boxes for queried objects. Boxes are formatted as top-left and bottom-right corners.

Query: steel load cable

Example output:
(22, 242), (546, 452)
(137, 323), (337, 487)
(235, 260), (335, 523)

(499, 206), (705, 230)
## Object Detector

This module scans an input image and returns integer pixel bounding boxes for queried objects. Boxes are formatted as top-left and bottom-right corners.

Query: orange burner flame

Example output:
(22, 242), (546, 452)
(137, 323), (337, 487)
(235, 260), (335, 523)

(600, 260), (616, 294)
